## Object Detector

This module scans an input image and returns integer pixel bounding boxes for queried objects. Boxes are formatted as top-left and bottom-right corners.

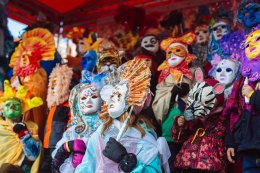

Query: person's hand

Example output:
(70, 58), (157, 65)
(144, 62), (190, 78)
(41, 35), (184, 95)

(103, 137), (127, 163)
(227, 148), (236, 163)
(242, 84), (254, 97)
(67, 139), (86, 168)
(177, 116), (185, 126)
(103, 137), (137, 172)
(13, 122), (29, 138)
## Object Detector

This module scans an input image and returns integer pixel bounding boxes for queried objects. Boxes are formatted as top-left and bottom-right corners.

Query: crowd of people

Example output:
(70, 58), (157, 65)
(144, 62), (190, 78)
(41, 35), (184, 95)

(0, 0), (259, 173)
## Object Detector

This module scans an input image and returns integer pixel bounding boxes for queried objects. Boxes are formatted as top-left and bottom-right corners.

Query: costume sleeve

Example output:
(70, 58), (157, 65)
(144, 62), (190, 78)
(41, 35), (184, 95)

(20, 134), (41, 161)
(74, 130), (97, 173)
(224, 124), (236, 148)
(250, 90), (260, 112)
(131, 156), (162, 173)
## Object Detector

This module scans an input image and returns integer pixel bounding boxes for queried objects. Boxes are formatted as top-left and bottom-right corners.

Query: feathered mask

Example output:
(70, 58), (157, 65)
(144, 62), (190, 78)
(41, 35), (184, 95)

(47, 64), (73, 108)
(0, 80), (43, 113)
(10, 28), (55, 77)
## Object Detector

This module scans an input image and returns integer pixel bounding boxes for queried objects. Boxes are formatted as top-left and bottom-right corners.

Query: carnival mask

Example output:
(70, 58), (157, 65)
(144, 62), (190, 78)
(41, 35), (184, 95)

(101, 82), (128, 119)
(2, 98), (22, 119)
(244, 29), (260, 59)
(166, 44), (187, 67)
(184, 69), (224, 121)
(77, 38), (89, 56)
(141, 35), (159, 54)
(215, 59), (238, 87)
(19, 52), (31, 67)
(99, 57), (118, 73)
(78, 86), (101, 115)
(238, 2), (260, 28)
(212, 21), (230, 41)
(195, 26), (209, 44)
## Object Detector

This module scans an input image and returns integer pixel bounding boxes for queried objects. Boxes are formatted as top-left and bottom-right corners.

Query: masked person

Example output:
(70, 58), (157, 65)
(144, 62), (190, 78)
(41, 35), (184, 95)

(220, 0), (260, 59)
(75, 58), (170, 173)
(0, 80), (43, 173)
(97, 46), (122, 73)
(67, 28), (102, 71)
(152, 32), (196, 124)
(191, 24), (209, 68)
(208, 9), (233, 61)
(40, 64), (74, 173)
(224, 26), (260, 173)
(9, 28), (55, 139)
(172, 68), (226, 173)
(209, 54), (240, 99)
(51, 70), (105, 173)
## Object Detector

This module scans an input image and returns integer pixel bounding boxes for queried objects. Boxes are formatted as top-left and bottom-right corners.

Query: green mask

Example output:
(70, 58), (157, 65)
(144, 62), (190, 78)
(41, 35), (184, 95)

(2, 98), (22, 119)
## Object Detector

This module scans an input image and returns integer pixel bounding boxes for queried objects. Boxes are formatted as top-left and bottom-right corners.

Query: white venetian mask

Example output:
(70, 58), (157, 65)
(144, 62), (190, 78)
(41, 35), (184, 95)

(101, 82), (128, 119)
(141, 35), (159, 54)
(212, 21), (230, 41)
(215, 59), (237, 87)
(78, 86), (101, 115)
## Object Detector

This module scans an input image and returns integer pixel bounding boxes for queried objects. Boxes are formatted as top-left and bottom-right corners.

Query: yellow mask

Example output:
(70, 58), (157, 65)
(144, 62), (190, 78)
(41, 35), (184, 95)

(245, 29), (260, 59)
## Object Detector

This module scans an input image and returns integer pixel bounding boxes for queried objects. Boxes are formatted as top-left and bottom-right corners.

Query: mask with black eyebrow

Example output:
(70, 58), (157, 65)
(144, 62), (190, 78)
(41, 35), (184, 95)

(141, 35), (159, 54)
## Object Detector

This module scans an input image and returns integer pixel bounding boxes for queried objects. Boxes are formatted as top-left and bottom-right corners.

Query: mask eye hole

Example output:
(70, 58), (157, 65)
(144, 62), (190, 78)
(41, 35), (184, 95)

(246, 43), (250, 48)
(150, 38), (157, 44)
(168, 51), (172, 54)
(254, 7), (260, 12)
(226, 68), (233, 73)
(216, 68), (222, 73)
(203, 30), (208, 34)
(195, 32), (200, 35)
(213, 27), (218, 31)
(176, 49), (181, 52)
(256, 36), (260, 42)
(221, 25), (227, 29)
(92, 95), (98, 99)
(81, 96), (87, 100)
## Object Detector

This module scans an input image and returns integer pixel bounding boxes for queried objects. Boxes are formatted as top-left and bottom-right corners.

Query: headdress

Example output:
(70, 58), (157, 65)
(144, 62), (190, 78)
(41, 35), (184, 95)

(47, 64), (73, 108)
(100, 58), (151, 118)
(240, 25), (260, 82)
(68, 77), (104, 133)
(158, 32), (196, 83)
(209, 53), (241, 78)
(10, 28), (55, 77)
(0, 80), (43, 113)
(66, 27), (85, 43)
(237, 0), (260, 24)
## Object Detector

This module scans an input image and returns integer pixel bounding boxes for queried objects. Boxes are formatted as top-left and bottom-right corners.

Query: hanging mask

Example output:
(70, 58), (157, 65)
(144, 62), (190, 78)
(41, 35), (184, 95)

(2, 98), (22, 119)
(166, 43), (187, 67)
(215, 59), (239, 87)
(238, 2), (260, 28)
(195, 25), (209, 44)
(244, 29), (260, 59)
(101, 82), (129, 119)
(212, 21), (230, 41)
(141, 35), (159, 54)
(78, 86), (101, 115)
